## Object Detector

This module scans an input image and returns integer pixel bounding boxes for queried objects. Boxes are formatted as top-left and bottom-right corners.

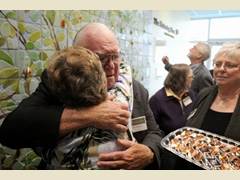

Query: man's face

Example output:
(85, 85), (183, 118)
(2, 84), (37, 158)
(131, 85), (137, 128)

(75, 28), (120, 90)
(95, 51), (121, 90)
(187, 43), (201, 61)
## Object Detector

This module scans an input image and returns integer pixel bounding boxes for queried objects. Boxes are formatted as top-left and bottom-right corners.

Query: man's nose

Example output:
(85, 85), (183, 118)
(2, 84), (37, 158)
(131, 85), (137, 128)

(104, 57), (115, 68)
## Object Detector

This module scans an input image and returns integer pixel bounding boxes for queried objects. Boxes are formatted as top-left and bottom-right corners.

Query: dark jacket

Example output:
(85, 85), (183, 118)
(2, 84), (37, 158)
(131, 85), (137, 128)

(175, 85), (240, 170)
(149, 87), (195, 135)
(0, 69), (164, 169)
(186, 85), (240, 142)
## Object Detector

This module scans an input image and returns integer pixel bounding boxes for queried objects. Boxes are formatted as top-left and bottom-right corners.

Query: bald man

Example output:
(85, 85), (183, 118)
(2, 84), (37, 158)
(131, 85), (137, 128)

(0, 23), (164, 170)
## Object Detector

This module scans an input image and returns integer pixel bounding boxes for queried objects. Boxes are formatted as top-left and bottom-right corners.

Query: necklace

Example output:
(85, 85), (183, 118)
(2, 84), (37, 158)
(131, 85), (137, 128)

(216, 94), (239, 108)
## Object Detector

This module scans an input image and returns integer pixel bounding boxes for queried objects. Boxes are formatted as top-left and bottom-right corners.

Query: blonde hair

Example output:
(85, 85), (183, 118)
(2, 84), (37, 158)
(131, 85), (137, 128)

(213, 42), (240, 63)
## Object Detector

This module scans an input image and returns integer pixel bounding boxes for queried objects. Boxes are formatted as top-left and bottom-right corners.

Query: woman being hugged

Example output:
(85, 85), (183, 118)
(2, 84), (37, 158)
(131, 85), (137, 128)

(149, 63), (195, 169)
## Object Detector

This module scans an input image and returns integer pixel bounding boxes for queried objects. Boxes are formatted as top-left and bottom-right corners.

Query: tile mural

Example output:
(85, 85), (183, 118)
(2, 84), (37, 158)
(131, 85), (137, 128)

(0, 10), (153, 169)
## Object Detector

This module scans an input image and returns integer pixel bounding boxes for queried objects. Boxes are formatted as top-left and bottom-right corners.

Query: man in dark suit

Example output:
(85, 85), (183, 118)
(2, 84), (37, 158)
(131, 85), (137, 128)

(162, 41), (214, 96)
(0, 23), (163, 170)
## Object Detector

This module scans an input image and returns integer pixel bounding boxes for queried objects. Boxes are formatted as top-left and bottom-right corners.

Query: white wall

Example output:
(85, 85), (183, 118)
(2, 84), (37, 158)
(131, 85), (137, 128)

(149, 10), (192, 97)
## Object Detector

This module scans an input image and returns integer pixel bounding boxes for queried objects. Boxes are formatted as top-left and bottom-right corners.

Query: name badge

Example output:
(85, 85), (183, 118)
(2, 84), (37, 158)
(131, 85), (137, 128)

(182, 96), (192, 106)
(132, 116), (147, 133)
(187, 108), (197, 120)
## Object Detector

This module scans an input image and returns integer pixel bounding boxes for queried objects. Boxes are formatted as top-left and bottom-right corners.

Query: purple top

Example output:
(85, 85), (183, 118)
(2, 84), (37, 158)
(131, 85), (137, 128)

(149, 87), (196, 135)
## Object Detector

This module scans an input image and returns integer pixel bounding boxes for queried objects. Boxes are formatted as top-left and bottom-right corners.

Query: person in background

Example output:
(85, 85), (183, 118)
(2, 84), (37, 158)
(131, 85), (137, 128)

(0, 22), (163, 170)
(175, 42), (240, 169)
(34, 46), (135, 170)
(149, 63), (195, 170)
(162, 41), (214, 96)
(209, 69), (214, 78)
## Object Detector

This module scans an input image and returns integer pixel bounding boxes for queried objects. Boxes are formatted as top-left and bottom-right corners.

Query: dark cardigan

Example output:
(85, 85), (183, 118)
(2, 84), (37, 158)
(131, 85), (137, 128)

(186, 85), (240, 142)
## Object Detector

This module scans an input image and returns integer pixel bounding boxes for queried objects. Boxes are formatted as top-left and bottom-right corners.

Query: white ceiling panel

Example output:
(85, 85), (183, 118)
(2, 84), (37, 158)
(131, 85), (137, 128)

(185, 10), (240, 19)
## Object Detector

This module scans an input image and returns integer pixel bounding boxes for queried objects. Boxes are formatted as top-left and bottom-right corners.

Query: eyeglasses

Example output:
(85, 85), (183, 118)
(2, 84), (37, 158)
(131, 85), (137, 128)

(191, 46), (202, 55)
(213, 62), (239, 70)
(95, 51), (123, 66)
(188, 75), (195, 79)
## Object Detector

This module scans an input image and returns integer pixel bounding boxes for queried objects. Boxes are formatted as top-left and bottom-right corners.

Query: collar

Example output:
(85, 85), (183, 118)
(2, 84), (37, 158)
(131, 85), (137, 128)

(165, 88), (189, 100)
(190, 63), (202, 72)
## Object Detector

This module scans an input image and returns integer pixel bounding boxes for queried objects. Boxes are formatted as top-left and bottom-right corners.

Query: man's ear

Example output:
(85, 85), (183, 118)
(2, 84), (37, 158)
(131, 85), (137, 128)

(196, 52), (202, 60)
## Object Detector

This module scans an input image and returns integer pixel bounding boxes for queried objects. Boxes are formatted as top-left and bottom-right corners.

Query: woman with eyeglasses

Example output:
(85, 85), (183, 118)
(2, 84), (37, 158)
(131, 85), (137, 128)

(175, 42), (240, 170)
(149, 63), (196, 169)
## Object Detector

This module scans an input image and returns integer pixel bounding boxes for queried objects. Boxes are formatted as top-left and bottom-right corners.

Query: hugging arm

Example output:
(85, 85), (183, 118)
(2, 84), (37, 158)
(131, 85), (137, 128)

(0, 70), (129, 149)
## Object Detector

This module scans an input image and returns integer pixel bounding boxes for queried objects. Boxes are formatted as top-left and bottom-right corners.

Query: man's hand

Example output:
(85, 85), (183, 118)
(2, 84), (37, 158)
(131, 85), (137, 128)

(162, 56), (170, 65)
(97, 139), (154, 170)
(59, 94), (129, 137)
(88, 97), (129, 132)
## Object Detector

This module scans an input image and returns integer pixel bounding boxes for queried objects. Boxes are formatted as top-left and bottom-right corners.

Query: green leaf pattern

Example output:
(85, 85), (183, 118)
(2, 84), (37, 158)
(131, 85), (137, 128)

(6, 11), (17, 19)
(29, 30), (41, 42)
(9, 25), (16, 38)
(0, 21), (11, 37)
(0, 36), (6, 46)
(18, 22), (26, 34)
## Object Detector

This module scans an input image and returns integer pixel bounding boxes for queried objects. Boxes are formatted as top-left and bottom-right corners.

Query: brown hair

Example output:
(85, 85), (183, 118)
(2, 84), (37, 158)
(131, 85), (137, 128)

(164, 63), (190, 95)
(48, 46), (107, 107)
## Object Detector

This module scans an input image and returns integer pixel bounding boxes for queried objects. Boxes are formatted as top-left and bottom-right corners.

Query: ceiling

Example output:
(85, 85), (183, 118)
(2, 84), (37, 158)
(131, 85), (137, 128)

(185, 10), (240, 19)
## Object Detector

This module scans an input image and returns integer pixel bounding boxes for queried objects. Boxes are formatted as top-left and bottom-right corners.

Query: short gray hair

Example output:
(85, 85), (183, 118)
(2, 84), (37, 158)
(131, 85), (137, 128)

(197, 41), (211, 62)
(213, 42), (240, 63)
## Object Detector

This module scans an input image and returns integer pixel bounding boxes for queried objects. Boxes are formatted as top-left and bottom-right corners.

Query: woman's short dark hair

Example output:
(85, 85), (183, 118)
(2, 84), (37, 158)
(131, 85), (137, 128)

(164, 63), (190, 95)
(48, 46), (107, 107)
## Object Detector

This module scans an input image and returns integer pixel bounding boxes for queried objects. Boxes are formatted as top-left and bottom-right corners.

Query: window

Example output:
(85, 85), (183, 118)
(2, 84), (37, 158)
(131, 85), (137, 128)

(209, 17), (240, 39)
(189, 19), (209, 41)
(211, 46), (222, 61)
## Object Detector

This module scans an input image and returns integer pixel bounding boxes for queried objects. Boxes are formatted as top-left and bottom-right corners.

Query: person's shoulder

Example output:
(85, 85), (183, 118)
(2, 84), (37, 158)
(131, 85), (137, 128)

(39, 69), (49, 84)
(198, 85), (216, 97)
(132, 79), (150, 101)
(132, 79), (145, 89)
(197, 64), (209, 72)
(189, 88), (195, 96)
(41, 69), (48, 77)
(149, 88), (165, 101)
(193, 85), (217, 107)
(132, 79), (148, 97)
(195, 64), (212, 78)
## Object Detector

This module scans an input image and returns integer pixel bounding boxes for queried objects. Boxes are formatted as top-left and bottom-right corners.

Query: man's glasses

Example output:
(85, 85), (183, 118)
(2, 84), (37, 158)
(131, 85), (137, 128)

(191, 46), (202, 55)
(188, 75), (195, 79)
(95, 51), (124, 66)
(213, 62), (239, 70)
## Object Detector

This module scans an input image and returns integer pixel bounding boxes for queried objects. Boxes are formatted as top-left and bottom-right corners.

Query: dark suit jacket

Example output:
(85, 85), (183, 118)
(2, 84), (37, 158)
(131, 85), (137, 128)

(191, 63), (214, 96)
(165, 63), (214, 96)
(0, 69), (163, 169)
